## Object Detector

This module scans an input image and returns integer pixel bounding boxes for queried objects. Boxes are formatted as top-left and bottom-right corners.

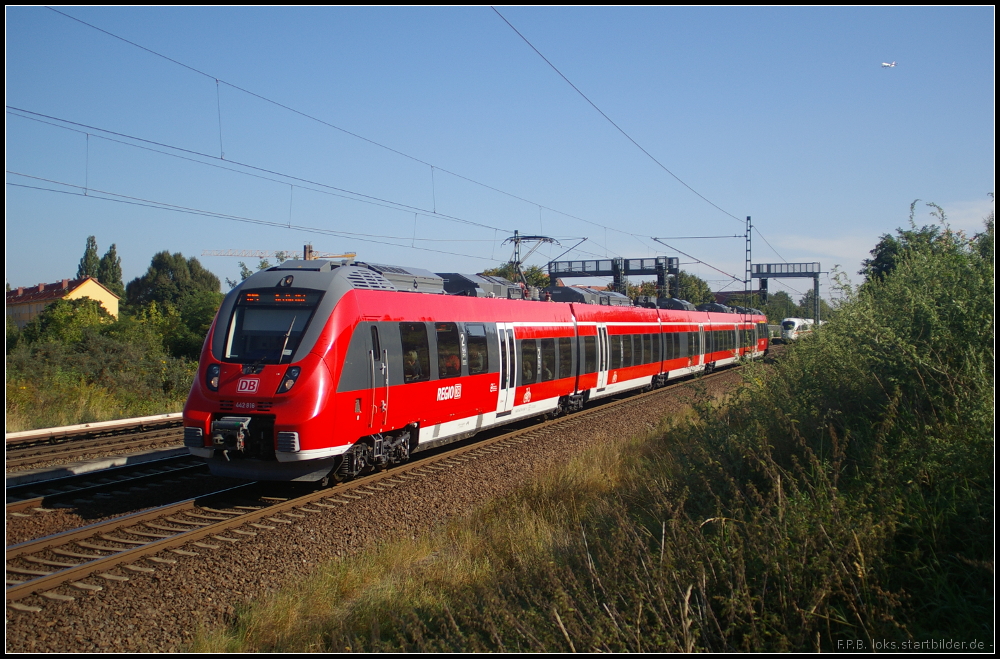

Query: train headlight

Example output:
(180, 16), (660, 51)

(277, 366), (301, 394)
(206, 363), (221, 391)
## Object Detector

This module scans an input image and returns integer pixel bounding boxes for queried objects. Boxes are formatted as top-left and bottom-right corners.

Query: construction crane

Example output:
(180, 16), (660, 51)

(202, 244), (356, 262)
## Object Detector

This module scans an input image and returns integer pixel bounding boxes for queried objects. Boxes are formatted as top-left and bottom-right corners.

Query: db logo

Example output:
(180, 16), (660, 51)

(237, 378), (260, 394)
(523, 388), (531, 403)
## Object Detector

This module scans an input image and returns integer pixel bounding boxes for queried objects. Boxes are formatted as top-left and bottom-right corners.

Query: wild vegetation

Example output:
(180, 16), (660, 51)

(5, 241), (223, 432)
(193, 209), (993, 651)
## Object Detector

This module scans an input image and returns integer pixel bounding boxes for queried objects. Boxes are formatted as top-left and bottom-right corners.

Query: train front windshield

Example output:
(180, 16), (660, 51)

(223, 289), (324, 364)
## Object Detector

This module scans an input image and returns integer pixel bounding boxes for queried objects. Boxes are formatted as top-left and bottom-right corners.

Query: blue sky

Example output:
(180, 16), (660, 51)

(6, 6), (994, 302)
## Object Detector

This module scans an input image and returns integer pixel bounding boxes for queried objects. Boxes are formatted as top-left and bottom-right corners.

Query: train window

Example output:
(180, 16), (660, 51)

(400, 323), (430, 383)
(652, 332), (661, 363)
(223, 288), (323, 364)
(540, 339), (556, 381)
(436, 323), (461, 378)
(643, 334), (652, 364)
(499, 333), (508, 387)
(370, 326), (381, 358)
(622, 335), (633, 367)
(520, 339), (537, 385)
(583, 336), (596, 374)
(558, 337), (572, 379)
(466, 324), (489, 375)
(610, 335), (622, 370)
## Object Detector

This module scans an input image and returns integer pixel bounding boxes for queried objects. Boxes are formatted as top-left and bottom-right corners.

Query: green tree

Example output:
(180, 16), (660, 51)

(797, 288), (834, 321)
(6, 315), (21, 353)
(674, 271), (714, 305)
(20, 297), (112, 345)
(227, 258), (279, 289)
(97, 243), (126, 298)
(480, 263), (550, 288)
(77, 235), (100, 279)
(619, 280), (660, 298)
(860, 200), (954, 283)
(126, 251), (221, 307)
(762, 290), (798, 323)
(125, 252), (223, 359)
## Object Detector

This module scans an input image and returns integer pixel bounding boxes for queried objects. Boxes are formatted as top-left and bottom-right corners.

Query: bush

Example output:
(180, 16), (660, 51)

(5, 309), (197, 431)
(193, 214), (993, 652)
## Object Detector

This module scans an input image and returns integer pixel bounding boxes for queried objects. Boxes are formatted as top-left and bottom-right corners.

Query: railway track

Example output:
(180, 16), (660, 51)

(6, 366), (743, 612)
(5, 416), (184, 470)
(6, 456), (207, 514)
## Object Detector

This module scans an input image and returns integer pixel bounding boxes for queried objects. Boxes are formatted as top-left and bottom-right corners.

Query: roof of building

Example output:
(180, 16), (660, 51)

(5, 276), (121, 306)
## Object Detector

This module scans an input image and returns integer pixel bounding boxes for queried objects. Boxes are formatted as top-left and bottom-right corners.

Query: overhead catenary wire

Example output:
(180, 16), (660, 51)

(9, 107), (630, 260)
(42, 7), (644, 254)
(492, 7), (745, 227)
(36, 8), (789, 279)
(6, 170), (495, 244)
(6, 176), (500, 262)
(7, 107), (509, 234)
(49, 4), (786, 266)
(650, 237), (741, 284)
(753, 226), (788, 263)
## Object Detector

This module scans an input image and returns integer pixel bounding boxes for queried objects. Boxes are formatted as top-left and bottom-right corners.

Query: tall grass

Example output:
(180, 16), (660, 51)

(5, 330), (195, 432)
(192, 219), (992, 652)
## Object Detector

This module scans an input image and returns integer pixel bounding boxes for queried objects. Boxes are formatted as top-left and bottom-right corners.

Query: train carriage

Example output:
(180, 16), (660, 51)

(183, 260), (768, 482)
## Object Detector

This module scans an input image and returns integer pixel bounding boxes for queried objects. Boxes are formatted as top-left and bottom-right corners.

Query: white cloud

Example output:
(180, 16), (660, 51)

(770, 234), (878, 277)
(937, 198), (994, 234)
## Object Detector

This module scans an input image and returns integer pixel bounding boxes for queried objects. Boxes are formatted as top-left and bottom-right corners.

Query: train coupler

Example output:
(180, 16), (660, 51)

(211, 416), (252, 452)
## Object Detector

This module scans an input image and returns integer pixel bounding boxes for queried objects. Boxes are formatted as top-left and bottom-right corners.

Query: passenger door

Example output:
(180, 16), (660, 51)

(597, 324), (609, 391)
(495, 323), (516, 416)
(368, 323), (389, 429)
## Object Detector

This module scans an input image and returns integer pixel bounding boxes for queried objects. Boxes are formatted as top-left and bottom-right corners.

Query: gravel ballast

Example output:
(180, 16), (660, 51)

(5, 370), (743, 652)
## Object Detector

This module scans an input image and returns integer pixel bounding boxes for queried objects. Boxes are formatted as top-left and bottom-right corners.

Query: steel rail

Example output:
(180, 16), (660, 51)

(6, 365), (742, 605)
(6, 484), (261, 602)
(6, 458), (206, 513)
(5, 429), (183, 468)
(6, 414), (183, 446)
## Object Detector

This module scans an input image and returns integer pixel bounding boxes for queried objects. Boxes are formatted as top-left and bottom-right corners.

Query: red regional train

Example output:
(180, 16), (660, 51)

(183, 260), (769, 482)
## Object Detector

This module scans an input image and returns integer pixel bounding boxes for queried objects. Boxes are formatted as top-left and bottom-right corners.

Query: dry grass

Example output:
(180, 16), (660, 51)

(192, 218), (993, 651)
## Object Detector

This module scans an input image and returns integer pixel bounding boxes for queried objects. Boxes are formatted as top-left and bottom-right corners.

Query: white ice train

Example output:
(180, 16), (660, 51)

(780, 317), (815, 342)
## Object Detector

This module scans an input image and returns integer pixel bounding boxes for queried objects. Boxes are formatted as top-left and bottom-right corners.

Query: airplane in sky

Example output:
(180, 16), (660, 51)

(881, 61), (897, 68)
